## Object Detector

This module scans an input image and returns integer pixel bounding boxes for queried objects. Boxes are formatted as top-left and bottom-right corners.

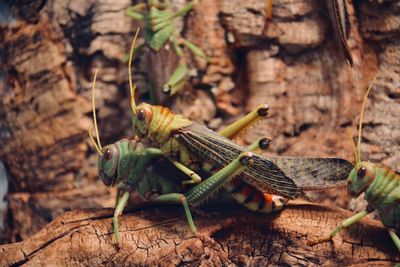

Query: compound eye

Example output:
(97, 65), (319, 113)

(137, 109), (146, 121)
(356, 166), (366, 179)
(103, 148), (112, 161)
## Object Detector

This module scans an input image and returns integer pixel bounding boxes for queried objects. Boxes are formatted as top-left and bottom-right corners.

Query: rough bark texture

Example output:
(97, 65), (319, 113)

(1, 202), (399, 266)
(0, 0), (399, 264)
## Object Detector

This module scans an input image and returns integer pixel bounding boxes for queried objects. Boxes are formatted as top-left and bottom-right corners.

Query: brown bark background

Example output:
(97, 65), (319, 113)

(0, 0), (399, 265)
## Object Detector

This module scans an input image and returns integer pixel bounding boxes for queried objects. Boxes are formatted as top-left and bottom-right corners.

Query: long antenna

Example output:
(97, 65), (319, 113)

(90, 69), (102, 155)
(129, 28), (140, 114)
(347, 128), (358, 163)
(356, 76), (377, 163)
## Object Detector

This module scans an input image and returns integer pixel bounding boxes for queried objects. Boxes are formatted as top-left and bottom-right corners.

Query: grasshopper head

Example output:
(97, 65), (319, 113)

(132, 103), (153, 138)
(347, 161), (375, 197)
(347, 77), (377, 197)
(98, 144), (121, 186)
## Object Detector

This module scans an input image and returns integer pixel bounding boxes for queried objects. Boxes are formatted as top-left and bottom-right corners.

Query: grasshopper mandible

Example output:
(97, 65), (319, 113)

(126, 0), (207, 95)
(127, 29), (354, 201)
(309, 78), (400, 252)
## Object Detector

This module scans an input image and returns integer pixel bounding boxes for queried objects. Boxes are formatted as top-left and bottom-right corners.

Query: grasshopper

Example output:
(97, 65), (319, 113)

(126, 0), (207, 95)
(127, 29), (354, 202)
(309, 78), (400, 253)
(90, 70), (272, 244)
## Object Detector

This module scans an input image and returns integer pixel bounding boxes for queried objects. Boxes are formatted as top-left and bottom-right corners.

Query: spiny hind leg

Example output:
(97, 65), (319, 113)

(153, 149), (255, 234)
(219, 104), (270, 139)
(388, 228), (400, 252)
(185, 138), (263, 207)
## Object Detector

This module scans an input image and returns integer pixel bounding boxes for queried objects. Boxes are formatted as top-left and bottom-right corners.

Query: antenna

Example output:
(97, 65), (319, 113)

(356, 76), (377, 163)
(129, 28), (140, 114)
(89, 69), (103, 155)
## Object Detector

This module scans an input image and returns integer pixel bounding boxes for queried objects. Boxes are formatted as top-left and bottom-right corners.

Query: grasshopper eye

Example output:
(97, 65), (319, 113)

(356, 166), (366, 179)
(104, 149), (112, 161)
(137, 109), (146, 121)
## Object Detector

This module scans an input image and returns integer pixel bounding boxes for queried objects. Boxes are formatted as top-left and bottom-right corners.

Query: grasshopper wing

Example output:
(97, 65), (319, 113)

(177, 123), (300, 198)
(267, 157), (353, 191)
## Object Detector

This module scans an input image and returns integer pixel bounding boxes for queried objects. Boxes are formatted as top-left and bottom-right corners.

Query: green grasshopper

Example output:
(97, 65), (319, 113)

(127, 30), (353, 201)
(126, 0), (207, 95)
(309, 78), (400, 252)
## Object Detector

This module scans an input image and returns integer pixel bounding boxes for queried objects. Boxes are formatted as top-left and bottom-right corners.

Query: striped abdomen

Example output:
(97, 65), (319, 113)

(224, 177), (287, 213)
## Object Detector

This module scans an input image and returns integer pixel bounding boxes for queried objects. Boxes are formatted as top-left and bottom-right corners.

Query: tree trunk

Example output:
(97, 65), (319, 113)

(0, 0), (399, 264)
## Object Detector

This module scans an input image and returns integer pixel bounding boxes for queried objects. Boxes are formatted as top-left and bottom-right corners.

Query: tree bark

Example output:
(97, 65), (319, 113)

(0, 202), (399, 266)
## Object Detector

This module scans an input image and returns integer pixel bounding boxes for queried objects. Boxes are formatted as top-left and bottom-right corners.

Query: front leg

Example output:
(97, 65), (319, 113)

(329, 210), (369, 238)
(307, 209), (370, 246)
(113, 191), (130, 245)
(170, 159), (201, 185)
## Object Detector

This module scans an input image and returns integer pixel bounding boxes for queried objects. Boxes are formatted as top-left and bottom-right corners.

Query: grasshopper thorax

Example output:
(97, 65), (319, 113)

(347, 161), (376, 197)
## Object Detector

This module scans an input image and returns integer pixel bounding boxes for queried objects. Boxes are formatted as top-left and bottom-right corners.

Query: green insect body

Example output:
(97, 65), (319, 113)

(318, 78), (400, 253)
(126, 0), (207, 95)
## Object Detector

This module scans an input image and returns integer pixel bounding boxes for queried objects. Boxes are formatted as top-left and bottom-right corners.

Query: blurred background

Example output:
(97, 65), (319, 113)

(0, 0), (399, 244)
